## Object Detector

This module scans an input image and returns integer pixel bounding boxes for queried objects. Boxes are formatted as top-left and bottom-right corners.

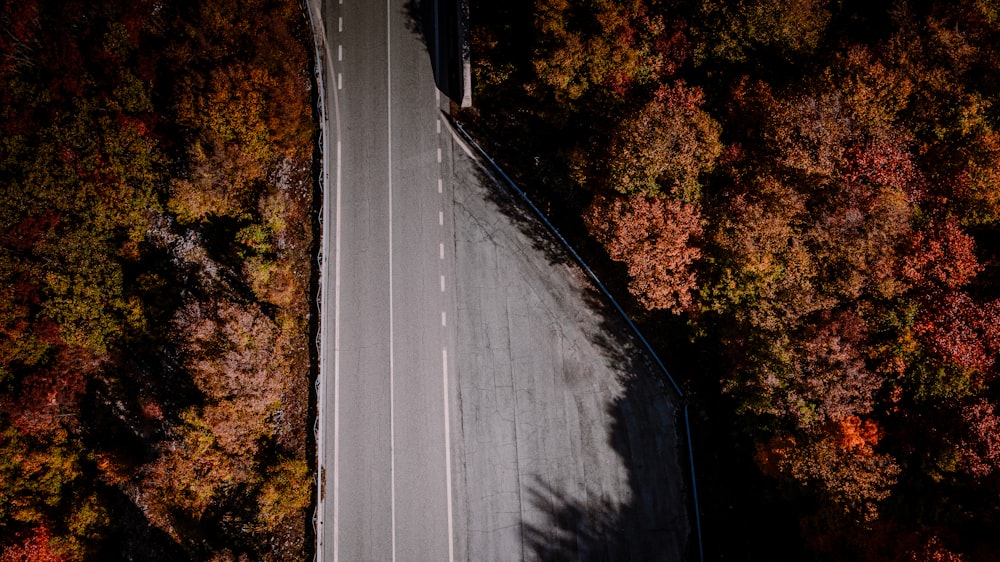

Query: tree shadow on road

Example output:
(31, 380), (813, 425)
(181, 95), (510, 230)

(522, 339), (690, 562)
(401, 0), (465, 105)
(468, 163), (579, 268)
(452, 145), (694, 561)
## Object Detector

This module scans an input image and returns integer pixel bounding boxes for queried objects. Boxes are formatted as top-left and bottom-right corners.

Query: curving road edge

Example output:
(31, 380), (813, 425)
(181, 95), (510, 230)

(301, 1), (337, 560)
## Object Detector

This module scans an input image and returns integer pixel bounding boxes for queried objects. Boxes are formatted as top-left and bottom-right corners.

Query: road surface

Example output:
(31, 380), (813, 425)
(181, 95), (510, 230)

(308, 1), (690, 560)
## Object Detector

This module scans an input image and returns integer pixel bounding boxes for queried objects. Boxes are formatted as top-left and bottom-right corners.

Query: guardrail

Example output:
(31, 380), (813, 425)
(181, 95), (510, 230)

(447, 117), (705, 562)
(300, 1), (329, 561)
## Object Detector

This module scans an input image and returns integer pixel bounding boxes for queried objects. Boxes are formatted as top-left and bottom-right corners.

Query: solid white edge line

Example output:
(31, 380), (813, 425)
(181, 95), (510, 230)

(332, 137), (342, 562)
(387, 1), (397, 560)
(442, 346), (455, 562)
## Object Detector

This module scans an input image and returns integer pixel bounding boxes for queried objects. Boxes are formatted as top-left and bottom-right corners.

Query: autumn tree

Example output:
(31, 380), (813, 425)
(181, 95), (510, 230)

(904, 292), (1000, 402)
(952, 399), (1000, 479)
(693, 0), (832, 67)
(0, 0), (315, 558)
(757, 419), (899, 523)
(585, 192), (702, 313)
(884, 0), (1000, 225)
(760, 311), (880, 430)
(0, 525), (65, 562)
(605, 81), (722, 200)
(472, 0), (1000, 559)
(169, 65), (277, 224)
(900, 536), (966, 562)
(532, 0), (688, 101)
(703, 175), (830, 335)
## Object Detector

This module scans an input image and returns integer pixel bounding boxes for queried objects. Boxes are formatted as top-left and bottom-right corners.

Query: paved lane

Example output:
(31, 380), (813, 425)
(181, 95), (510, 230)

(308, 1), (690, 560)
(388, 3), (456, 559)
(313, 0), (456, 560)
(445, 140), (689, 562)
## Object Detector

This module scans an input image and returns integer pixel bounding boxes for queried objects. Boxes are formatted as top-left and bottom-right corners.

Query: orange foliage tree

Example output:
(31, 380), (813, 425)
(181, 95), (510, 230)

(585, 192), (702, 313)
(532, 0), (687, 101)
(0, 525), (65, 562)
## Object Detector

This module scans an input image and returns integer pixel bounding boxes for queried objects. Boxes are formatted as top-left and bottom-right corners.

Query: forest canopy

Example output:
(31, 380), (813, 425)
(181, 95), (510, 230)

(0, 0), (316, 559)
(467, 0), (1000, 559)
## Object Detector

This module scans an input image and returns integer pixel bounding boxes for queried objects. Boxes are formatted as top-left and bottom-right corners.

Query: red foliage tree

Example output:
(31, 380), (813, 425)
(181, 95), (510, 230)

(899, 535), (966, 562)
(736, 308), (881, 429)
(792, 312), (881, 428)
(0, 525), (65, 562)
(3, 347), (97, 435)
(835, 415), (882, 453)
(955, 399), (1000, 479)
(900, 217), (982, 291)
(585, 192), (702, 312)
(841, 133), (918, 196)
(0, 0), (41, 80)
(915, 292), (1000, 380)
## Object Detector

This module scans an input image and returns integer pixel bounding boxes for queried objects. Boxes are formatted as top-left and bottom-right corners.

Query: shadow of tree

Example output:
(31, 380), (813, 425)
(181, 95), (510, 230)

(93, 486), (194, 561)
(466, 163), (578, 269)
(401, 0), (465, 105)
(452, 142), (693, 560)
(525, 480), (628, 562)
(523, 349), (690, 562)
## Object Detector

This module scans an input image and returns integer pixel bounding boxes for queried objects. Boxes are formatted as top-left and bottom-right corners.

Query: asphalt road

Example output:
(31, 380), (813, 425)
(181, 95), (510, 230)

(309, 1), (690, 560)
(312, 0), (457, 560)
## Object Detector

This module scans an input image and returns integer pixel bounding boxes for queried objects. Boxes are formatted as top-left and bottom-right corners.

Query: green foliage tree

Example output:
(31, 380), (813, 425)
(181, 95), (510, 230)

(255, 458), (311, 530)
(693, 0), (832, 67)
(0, 426), (83, 529)
(606, 81), (721, 200)
(532, 0), (686, 101)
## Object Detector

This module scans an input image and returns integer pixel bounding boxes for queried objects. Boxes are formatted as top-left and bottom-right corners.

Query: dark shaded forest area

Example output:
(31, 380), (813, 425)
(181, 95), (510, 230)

(464, 0), (1000, 560)
(0, 0), (316, 559)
